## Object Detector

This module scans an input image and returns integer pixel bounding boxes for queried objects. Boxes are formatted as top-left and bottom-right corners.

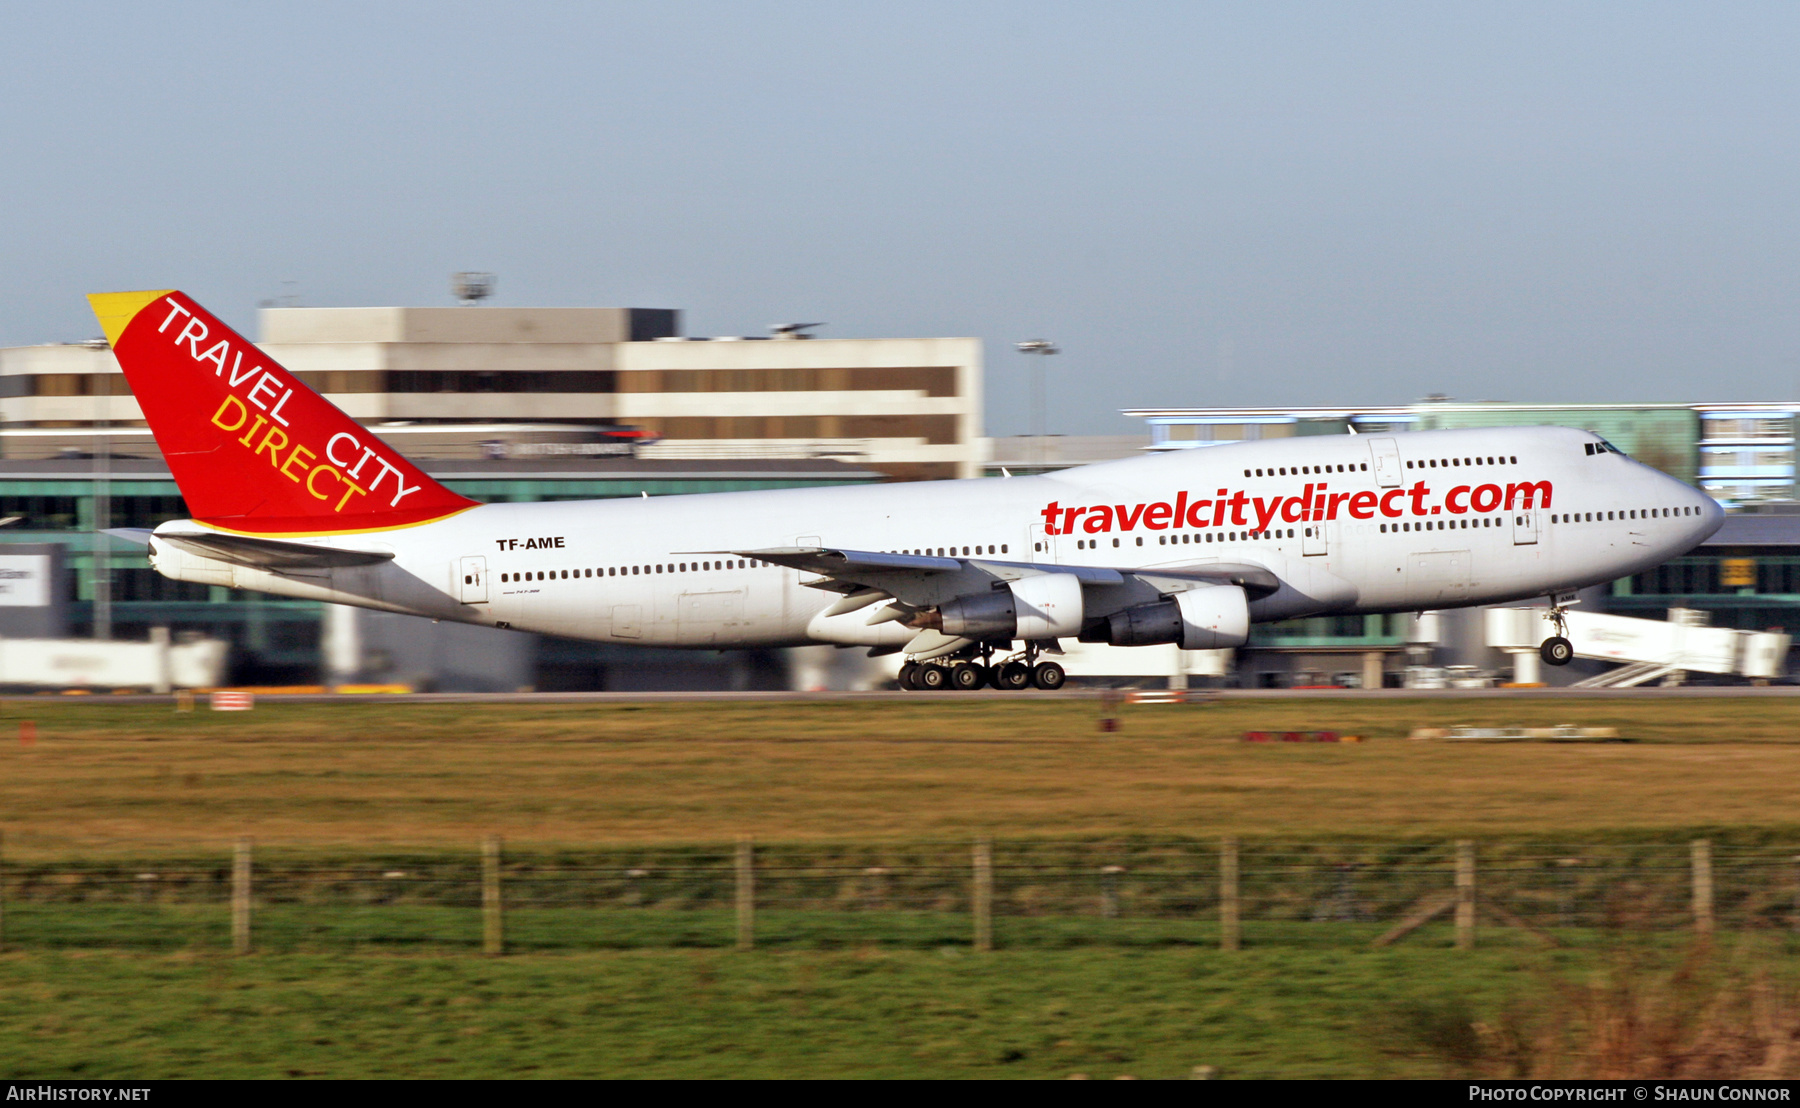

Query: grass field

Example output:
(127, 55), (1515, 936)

(0, 697), (1798, 853)
(4, 941), (1778, 1079)
(5, 695), (1798, 1078)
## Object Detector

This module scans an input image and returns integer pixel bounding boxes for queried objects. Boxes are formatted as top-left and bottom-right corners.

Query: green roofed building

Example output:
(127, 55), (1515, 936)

(1125, 400), (1798, 507)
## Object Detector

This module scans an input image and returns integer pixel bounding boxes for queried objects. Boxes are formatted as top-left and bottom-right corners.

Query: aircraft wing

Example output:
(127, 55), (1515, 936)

(724, 546), (1278, 606)
(153, 530), (396, 570)
(721, 546), (1289, 662)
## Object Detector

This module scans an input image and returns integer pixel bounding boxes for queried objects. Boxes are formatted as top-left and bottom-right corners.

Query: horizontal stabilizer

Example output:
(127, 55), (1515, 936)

(102, 528), (155, 545)
(156, 531), (396, 570)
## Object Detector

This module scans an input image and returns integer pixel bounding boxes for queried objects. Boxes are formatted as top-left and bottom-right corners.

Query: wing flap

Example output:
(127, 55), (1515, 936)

(1131, 562), (1282, 599)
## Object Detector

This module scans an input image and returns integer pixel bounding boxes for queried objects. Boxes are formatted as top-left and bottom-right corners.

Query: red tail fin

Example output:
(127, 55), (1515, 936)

(89, 290), (477, 535)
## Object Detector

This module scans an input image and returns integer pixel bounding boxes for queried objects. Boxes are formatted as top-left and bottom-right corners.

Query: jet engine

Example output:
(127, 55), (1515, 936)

(936, 573), (1084, 641)
(1104, 585), (1249, 650)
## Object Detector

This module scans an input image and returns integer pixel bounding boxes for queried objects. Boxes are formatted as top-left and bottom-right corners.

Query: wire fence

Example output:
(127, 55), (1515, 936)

(2, 837), (1795, 954)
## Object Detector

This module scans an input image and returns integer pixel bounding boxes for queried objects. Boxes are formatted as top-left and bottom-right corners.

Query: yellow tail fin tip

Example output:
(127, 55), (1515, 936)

(87, 290), (176, 349)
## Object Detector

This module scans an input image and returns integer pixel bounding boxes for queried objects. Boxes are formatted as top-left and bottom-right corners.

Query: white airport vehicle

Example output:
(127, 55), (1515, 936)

(0, 631), (227, 692)
(90, 290), (1724, 691)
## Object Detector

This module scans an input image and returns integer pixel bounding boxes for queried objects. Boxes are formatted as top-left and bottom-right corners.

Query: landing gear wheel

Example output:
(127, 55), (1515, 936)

(897, 661), (920, 690)
(916, 664), (949, 690)
(950, 662), (984, 691)
(997, 661), (1033, 690)
(1540, 636), (1574, 667)
(1032, 661), (1067, 691)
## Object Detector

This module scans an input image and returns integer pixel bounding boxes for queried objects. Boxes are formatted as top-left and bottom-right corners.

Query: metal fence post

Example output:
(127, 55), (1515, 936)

(1692, 839), (1714, 937)
(232, 837), (252, 955)
(1100, 865), (1124, 918)
(972, 838), (993, 952)
(1455, 840), (1475, 951)
(482, 835), (503, 955)
(1220, 837), (1241, 952)
(735, 837), (755, 951)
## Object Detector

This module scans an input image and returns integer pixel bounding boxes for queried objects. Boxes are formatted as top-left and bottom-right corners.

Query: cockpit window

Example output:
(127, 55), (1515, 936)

(1586, 439), (1627, 457)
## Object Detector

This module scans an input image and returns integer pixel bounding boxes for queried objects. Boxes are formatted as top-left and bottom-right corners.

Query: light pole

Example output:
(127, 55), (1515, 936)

(93, 368), (111, 641)
(1015, 339), (1058, 472)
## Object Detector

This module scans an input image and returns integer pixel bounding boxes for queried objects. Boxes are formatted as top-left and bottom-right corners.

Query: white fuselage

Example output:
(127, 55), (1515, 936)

(147, 426), (1723, 650)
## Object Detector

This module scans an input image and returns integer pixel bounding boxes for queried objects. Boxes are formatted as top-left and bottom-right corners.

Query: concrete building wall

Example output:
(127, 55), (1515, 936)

(258, 306), (664, 345)
(0, 307), (984, 481)
(616, 336), (983, 480)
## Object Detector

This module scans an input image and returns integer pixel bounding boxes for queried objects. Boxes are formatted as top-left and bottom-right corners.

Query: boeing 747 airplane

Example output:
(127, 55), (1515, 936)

(90, 290), (1723, 690)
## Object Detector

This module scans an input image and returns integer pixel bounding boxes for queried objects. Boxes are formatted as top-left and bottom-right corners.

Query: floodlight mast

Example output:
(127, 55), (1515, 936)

(93, 369), (110, 640)
(452, 272), (496, 306)
(1015, 339), (1058, 472)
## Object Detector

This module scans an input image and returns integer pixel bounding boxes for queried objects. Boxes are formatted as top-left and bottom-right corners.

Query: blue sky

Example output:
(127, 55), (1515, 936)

(5, 2), (1800, 433)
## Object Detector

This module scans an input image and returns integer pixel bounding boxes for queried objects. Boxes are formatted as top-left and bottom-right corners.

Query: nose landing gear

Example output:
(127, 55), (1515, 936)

(1540, 601), (1574, 666)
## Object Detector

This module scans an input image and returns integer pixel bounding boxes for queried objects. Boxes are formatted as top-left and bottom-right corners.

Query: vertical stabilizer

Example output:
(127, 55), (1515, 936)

(88, 290), (477, 535)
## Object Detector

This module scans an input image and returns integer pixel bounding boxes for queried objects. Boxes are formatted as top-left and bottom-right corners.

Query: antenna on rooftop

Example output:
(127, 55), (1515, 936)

(452, 272), (496, 306)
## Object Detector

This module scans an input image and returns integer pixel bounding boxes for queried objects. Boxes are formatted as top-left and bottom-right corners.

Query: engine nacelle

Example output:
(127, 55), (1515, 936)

(938, 588), (1016, 639)
(938, 572), (1085, 641)
(1105, 585), (1249, 650)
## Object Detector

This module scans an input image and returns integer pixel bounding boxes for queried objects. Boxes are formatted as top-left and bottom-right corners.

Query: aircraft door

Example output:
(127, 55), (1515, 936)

(1028, 524), (1058, 564)
(458, 556), (488, 603)
(1511, 509), (1539, 545)
(1369, 438), (1404, 488)
(1301, 521), (1329, 557)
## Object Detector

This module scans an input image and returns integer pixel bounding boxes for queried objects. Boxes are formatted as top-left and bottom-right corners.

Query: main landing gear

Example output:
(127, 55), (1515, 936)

(1539, 600), (1574, 666)
(898, 643), (1066, 691)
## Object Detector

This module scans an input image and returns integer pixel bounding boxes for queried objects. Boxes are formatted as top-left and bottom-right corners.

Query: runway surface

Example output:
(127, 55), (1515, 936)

(8, 685), (1799, 705)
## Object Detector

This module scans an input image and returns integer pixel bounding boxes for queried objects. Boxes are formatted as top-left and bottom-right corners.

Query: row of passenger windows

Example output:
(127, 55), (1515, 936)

(1406, 455), (1518, 469)
(1557, 506), (1701, 523)
(500, 559), (769, 584)
(1380, 517), (1506, 533)
(1247, 463), (1366, 477)
(1241, 455), (1521, 479)
(1153, 530), (1291, 546)
(1368, 504), (1703, 534)
(888, 545), (1008, 556)
(1075, 530), (1295, 550)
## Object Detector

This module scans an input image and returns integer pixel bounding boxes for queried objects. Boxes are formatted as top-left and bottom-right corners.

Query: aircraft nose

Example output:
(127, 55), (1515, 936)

(1692, 484), (1725, 540)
